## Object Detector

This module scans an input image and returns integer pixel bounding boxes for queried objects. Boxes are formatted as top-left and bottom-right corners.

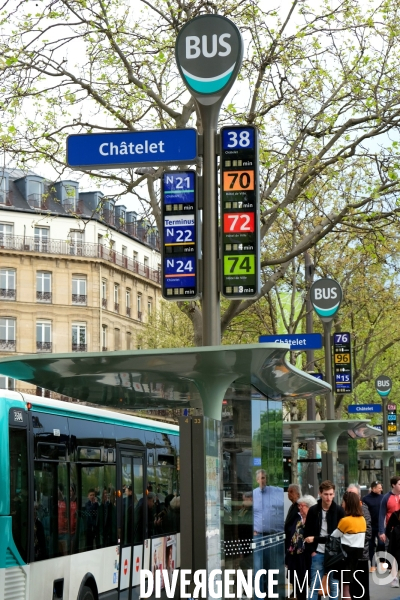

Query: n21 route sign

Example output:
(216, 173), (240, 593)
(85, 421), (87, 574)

(162, 170), (199, 300)
(67, 129), (198, 169)
(220, 125), (260, 299)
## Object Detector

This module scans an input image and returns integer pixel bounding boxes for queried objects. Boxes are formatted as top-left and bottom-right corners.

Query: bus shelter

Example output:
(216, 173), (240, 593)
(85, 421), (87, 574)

(0, 343), (329, 599)
(358, 449), (400, 489)
(283, 421), (382, 499)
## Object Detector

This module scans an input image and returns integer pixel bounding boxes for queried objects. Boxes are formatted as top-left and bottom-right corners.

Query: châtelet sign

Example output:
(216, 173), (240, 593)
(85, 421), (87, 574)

(175, 15), (243, 103)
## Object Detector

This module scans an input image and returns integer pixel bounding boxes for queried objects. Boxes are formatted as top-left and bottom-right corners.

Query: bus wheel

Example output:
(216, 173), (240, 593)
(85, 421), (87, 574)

(79, 586), (95, 600)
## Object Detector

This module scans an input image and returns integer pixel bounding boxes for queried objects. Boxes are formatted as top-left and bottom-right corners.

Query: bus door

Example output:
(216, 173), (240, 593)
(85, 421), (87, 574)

(117, 447), (146, 600)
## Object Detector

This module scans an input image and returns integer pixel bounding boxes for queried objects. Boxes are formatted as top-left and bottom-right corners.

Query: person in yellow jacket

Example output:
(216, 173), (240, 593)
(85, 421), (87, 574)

(331, 491), (366, 600)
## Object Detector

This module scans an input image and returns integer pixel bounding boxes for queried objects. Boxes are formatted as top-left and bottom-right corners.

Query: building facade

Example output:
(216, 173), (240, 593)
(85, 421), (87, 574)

(0, 169), (161, 392)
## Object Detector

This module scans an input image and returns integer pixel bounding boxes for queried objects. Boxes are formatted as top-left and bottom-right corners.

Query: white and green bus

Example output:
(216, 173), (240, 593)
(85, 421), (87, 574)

(3, 391), (180, 600)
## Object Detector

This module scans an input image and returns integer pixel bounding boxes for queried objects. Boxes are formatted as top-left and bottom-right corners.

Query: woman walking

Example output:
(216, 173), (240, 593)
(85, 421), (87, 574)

(286, 495), (317, 600)
(331, 491), (366, 599)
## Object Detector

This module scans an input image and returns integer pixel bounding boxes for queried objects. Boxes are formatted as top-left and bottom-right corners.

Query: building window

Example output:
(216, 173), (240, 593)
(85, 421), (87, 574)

(126, 289), (131, 317)
(0, 268), (16, 300)
(147, 298), (153, 317)
(114, 284), (119, 312)
(137, 293), (142, 321)
(0, 174), (9, 205)
(0, 317), (16, 351)
(122, 246), (127, 256)
(143, 256), (149, 275)
(36, 271), (52, 302)
(36, 321), (52, 352)
(72, 323), (87, 352)
(72, 276), (87, 305)
(102, 325), (107, 351)
(133, 251), (138, 263)
(69, 230), (83, 256)
(28, 180), (43, 209)
(0, 223), (13, 246)
(0, 375), (15, 390)
(34, 226), (49, 252)
(114, 328), (120, 351)
(126, 332), (131, 350)
(64, 185), (77, 212)
(102, 279), (107, 309)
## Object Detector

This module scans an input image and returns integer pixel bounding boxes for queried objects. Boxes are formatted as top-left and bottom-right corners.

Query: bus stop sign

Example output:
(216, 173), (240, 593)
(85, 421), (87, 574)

(175, 15), (243, 103)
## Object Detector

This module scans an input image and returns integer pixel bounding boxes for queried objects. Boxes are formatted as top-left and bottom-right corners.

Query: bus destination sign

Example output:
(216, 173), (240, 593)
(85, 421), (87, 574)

(162, 170), (199, 300)
(333, 332), (352, 393)
(220, 125), (260, 299)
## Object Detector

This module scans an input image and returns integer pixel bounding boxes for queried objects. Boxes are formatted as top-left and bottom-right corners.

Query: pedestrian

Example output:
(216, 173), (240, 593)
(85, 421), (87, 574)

(304, 480), (344, 600)
(331, 491), (366, 600)
(285, 484), (301, 552)
(285, 495), (317, 600)
(347, 483), (371, 600)
(363, 480), (384, 571)
(379, 476), (400, 587)
(253, 469), (284, 598)
(385, 506), (400, 588)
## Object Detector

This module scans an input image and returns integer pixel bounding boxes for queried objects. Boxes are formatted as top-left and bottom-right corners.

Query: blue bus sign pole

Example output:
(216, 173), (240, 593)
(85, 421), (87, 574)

(376, 375), (392, 491)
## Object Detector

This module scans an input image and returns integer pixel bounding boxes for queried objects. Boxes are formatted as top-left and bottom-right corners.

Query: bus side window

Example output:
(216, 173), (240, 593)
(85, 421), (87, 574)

(9, 428), (29, 563)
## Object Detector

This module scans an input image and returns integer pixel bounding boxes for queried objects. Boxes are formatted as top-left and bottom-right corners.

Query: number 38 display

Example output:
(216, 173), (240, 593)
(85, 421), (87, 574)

(220, 125), (260, 299)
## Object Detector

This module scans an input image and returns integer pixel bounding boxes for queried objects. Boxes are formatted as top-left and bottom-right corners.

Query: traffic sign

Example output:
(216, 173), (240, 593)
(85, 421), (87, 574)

(388, 403), (397, 437)
(375, 375), (392, 397)
(348, 404), (382, 413)
(162, 171), (199, 299)
(221, 125), (260, 299)
(175, 15), (243, 101)
(259, 333), (323, 350)
(310, 278), (342, 322)
(66, 129), (198, 169)
(333, 332), (353, 394)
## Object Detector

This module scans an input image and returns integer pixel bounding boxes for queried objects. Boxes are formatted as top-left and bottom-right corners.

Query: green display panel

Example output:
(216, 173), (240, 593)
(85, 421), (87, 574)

(220, 125), (260, 299)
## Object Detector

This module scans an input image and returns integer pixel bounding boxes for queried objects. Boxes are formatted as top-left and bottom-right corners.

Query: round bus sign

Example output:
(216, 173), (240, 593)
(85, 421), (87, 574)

(310, 278), (342, 322)
(375, 375), (392, 397)
(175, 15), (243, 102)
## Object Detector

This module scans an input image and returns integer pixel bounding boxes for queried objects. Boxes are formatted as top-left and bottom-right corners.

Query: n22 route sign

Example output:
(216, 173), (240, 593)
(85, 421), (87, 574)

(67, 129), (198, 169)
(220, 125), (260, 299)
(162, 170), (199, 300)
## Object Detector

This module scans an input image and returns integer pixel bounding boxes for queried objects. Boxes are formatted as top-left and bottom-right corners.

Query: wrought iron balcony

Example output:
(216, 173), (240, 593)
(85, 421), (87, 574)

(28, 194), (48, 210)
(0, 339), (16, 351)
(102, 298), (107, 309)
(114, 302), (119, 312)
(102, 346), (107, 352)
(0, 288), (16, 300)
(0, 236), (162, 284)
(36, 341), (52, 352)
(36, 291), (52, 302)
(72, 294), (87, 305)
(137, 311), (142, 321)
(126, 307), (131, 317)
(72, 343), (87, 352)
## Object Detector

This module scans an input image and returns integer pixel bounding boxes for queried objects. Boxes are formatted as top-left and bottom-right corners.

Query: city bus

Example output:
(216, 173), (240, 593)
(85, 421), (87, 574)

(2, 390), (180, 600)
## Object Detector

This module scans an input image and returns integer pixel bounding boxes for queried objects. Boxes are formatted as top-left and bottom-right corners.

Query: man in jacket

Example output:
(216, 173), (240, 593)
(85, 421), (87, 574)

(363, 480), (384, 571)
(379, 476), (400, 587)
(304, 480), (345, 600)
(347, 483), (372, 600)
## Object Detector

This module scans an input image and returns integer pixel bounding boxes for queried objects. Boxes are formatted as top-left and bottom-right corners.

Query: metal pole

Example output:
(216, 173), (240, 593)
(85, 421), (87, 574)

(323, 320), (335, 419)
(383, 399), (390, 491)
(305, 251), (315, 418)
(198, 102), (222, 347)
(304, 252), (319, 495)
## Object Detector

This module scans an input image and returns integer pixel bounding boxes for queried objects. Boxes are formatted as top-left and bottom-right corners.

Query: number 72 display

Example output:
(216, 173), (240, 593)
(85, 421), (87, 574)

(220, 125), (260, 299)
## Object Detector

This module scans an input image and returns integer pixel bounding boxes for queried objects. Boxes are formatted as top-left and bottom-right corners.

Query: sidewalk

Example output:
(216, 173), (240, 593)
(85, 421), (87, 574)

(370, 574), (400, 600)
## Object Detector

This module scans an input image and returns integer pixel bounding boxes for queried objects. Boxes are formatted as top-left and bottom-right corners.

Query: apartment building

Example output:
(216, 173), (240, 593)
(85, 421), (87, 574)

(0, 168), (160, 392)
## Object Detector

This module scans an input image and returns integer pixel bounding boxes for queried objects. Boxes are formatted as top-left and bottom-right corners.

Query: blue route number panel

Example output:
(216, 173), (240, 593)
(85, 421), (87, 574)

(333, 332), (353, 394)
(162, 171), (199, 300)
